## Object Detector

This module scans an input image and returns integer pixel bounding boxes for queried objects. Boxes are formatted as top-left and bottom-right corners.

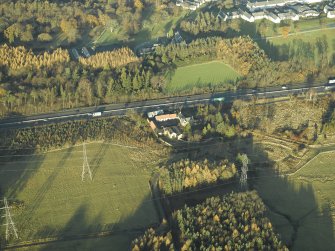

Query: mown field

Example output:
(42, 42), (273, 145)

(167, 61), (241, 92)
(0, 143), (161, 250)
(254, 150), (335, 251)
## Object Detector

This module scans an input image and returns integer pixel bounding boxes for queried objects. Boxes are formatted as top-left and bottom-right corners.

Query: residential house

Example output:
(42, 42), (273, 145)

(230, 11), (241, 19)
(300, 9), (320, 17)
(328, 10), (335, 17)
(247, 0), (296, 11)
(277, 10), (300, 20)
(252, 10), (267, 20)
(218, 10), (229, 20)
(174, 31), (183, 43)
(302, 0), (323, 3)
(82, 47), (90, 58)
(240, 9), (255, 22)
(324, 4), (334, 13)
(71, 48), (80, 60)
(265, 11), (281, 23)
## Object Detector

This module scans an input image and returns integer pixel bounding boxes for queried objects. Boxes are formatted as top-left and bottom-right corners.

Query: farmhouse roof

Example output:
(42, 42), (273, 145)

(155, 114), (178, 121)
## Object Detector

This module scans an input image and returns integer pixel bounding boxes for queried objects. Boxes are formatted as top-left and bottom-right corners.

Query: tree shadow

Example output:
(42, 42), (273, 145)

(89, 143), (109, 179)
(161, 132), (334, 250)
(9, 192), (159, 251)
(250, 142), (334, 250)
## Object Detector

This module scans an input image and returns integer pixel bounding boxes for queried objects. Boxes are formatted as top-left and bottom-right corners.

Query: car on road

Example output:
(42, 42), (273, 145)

(92, 112), (102, 117)
(281, 85), (288, 90)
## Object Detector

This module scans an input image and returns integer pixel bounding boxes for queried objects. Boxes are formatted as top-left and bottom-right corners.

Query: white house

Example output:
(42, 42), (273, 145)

(252, 11), (267, 20)
(230, 11), (241, 19)
(300, 9), (320, 17)
(302, 0), (323, 3)
(323, 4), (334, 13)
(277, 11), (300, 21)
(328, 10), (335, 18)
(247, 0), (296, 11)
(82, 47), (90, 57)
(218, 10), (228, 20)
(240, 10), (255, 22)
(265, 12), (281, 23)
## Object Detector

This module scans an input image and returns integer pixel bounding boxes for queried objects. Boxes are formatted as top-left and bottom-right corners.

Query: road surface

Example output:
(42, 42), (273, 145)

(0, 82), (333, 129)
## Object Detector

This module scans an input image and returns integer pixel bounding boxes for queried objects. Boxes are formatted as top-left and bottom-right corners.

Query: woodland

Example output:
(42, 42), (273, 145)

(132, 191), (288, 251)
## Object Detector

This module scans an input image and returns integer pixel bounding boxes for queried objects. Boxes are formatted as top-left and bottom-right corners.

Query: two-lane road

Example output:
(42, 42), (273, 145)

(0, 82), (333, 129)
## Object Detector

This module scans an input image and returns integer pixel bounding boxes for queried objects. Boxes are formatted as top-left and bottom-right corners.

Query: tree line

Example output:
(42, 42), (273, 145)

(0, 116), (160, 154)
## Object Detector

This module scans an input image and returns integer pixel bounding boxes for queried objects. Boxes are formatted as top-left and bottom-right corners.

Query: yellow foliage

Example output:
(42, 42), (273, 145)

(251, 223), (260, 232)
(213, 214), (220, 222)
(232, 229), (239, 238)
(134, 0), (144, 10)
(0, 44), (69, 70)
(0, 87), (7, 97)
(79, 47), (140, 69)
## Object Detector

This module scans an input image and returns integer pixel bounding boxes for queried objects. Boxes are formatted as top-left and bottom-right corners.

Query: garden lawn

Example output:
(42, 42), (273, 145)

(167, 61), (241, 92)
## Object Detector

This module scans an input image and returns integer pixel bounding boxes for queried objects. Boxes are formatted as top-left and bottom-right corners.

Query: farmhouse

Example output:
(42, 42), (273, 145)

(147, 109), (164, 119)
(163, 126), (184, 140)
(155, 114), (178, 122)
(148, 119), (157, 131)
(178, 112), (192, 127)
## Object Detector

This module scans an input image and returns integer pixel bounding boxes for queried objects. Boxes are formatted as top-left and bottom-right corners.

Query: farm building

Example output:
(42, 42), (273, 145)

(155, 114), (178, 122)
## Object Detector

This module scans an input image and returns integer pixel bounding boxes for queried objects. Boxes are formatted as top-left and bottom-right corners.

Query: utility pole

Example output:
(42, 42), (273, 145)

(0, 198), (18, 240)
(239, 154), (249, 191)
(82, 143), (92, 181)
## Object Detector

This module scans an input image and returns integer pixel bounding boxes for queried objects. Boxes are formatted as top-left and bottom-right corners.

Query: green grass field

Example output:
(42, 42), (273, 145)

(265, 23), (335, 60)
(167, 61), (241, 92)
(0, 143), (161, 249)
(254, 150), (335, 250)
